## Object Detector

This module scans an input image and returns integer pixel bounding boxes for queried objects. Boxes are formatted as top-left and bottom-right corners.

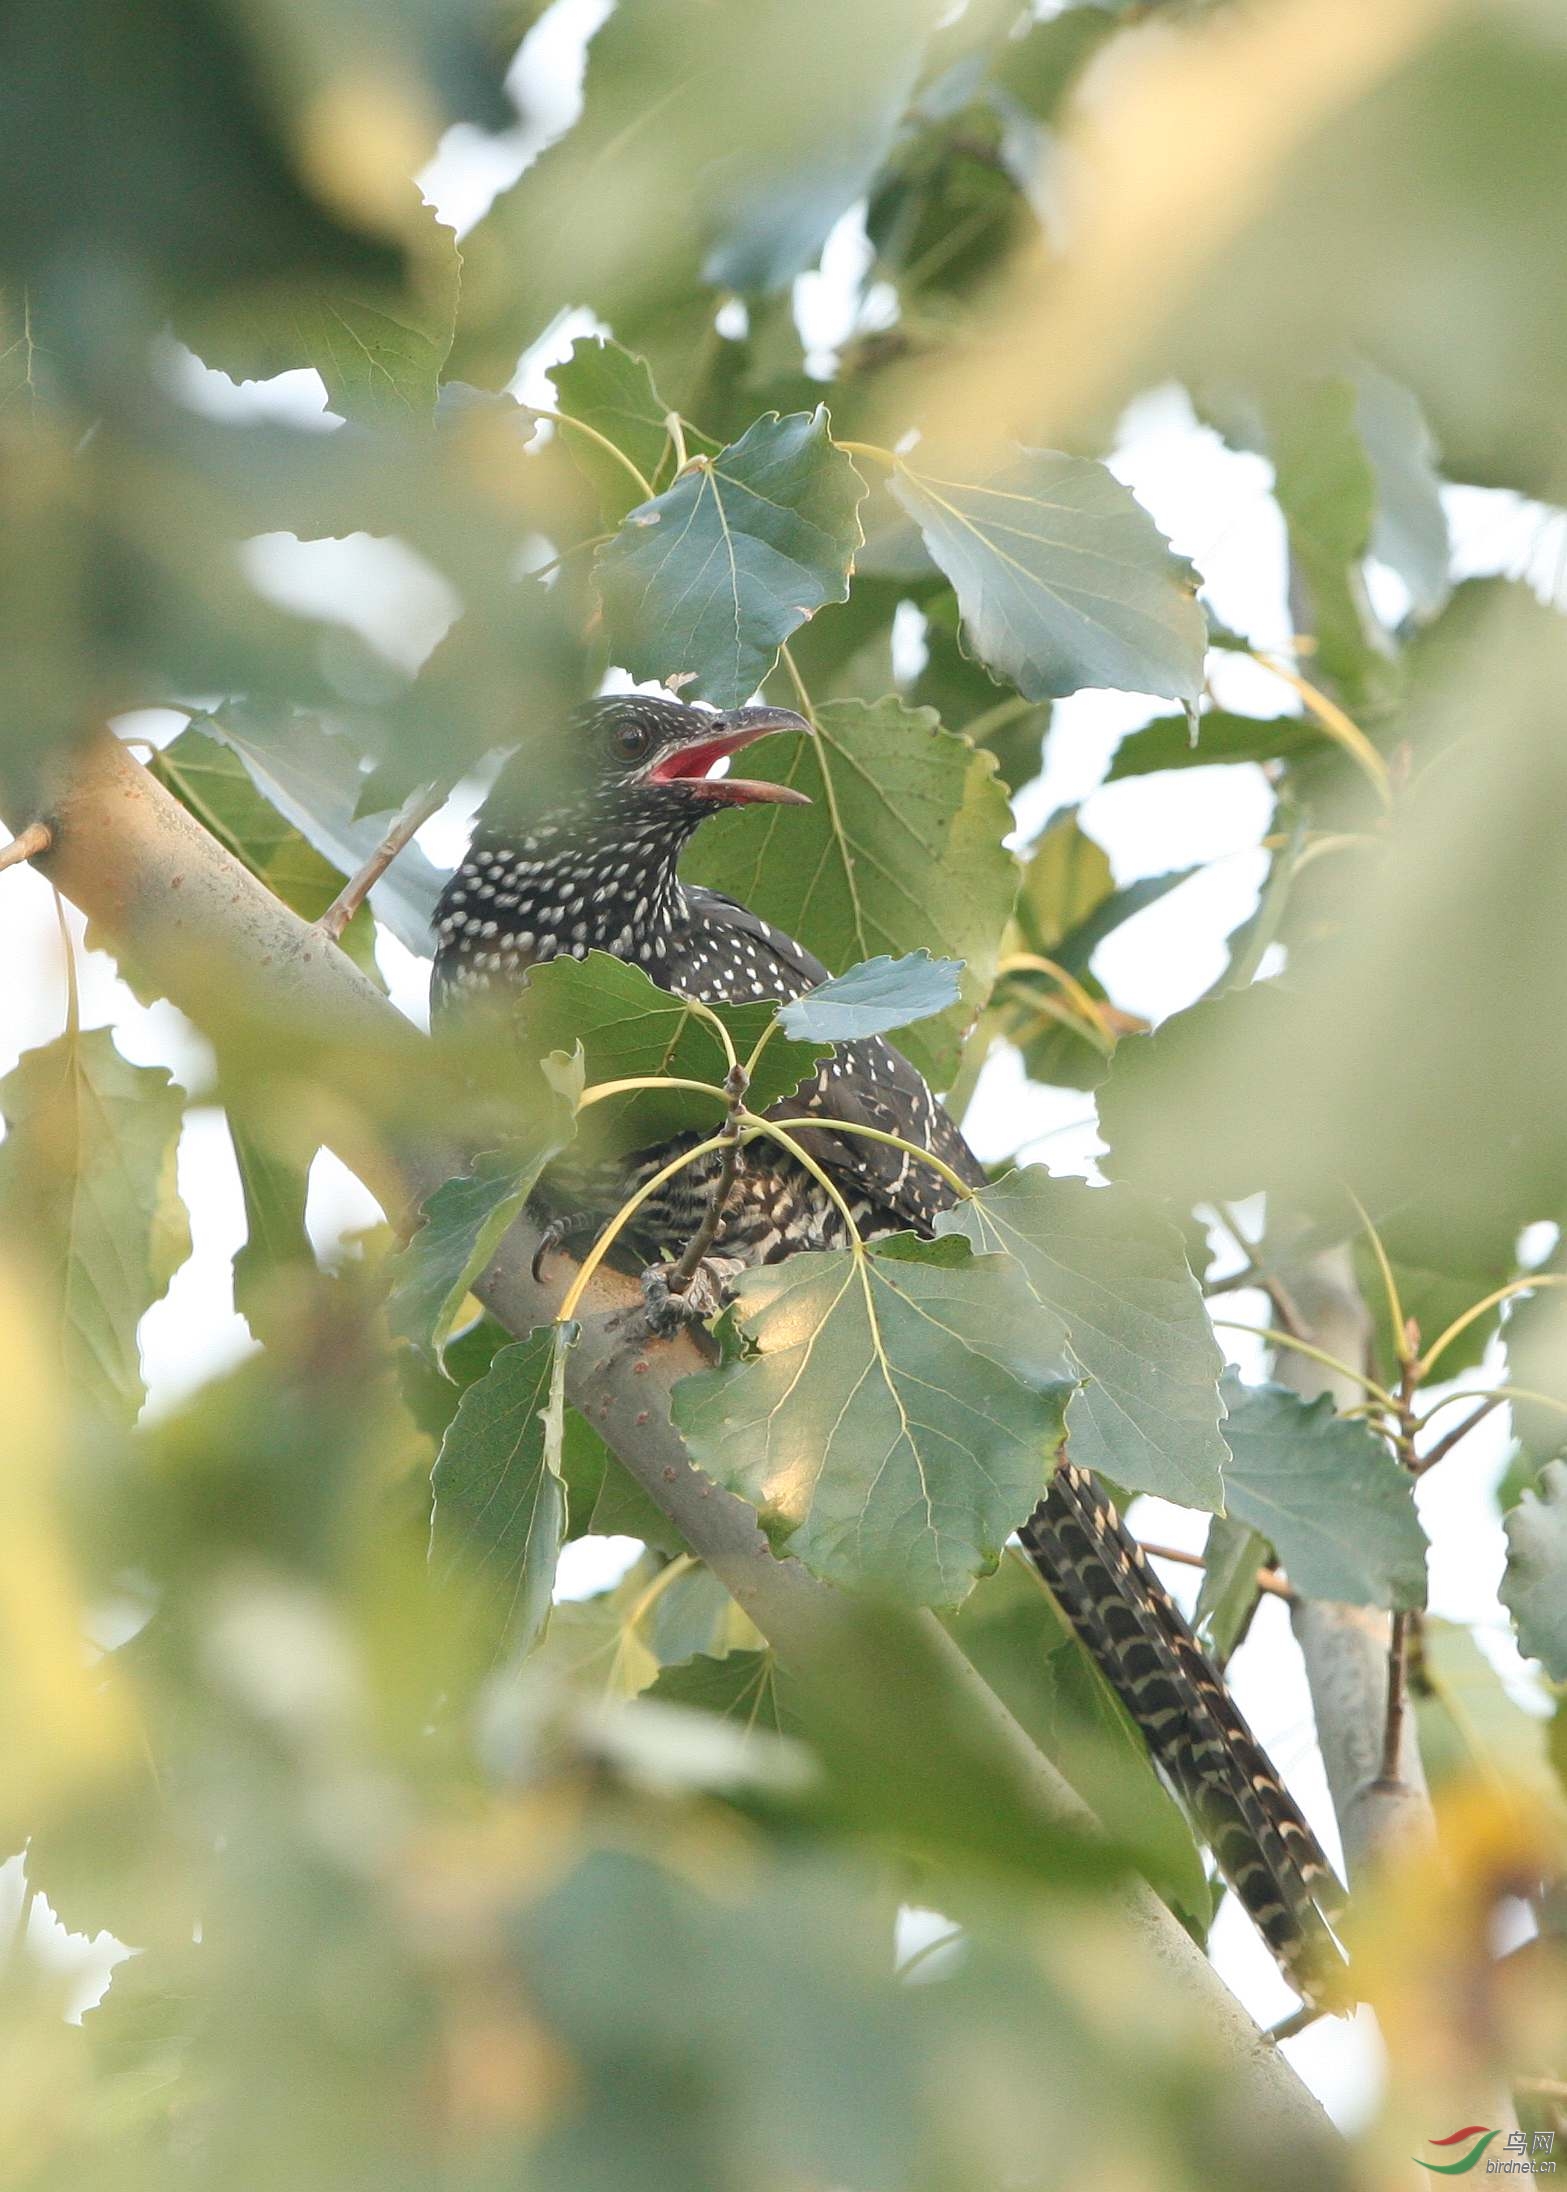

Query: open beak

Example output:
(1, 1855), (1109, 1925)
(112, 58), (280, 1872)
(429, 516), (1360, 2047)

(645, 705), (814, 806)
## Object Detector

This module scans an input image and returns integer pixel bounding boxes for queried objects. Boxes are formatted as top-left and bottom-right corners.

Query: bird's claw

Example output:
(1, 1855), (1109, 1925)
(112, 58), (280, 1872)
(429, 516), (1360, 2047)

(637, 1255), (740, 1338)
(531, 1212), (594, 1285)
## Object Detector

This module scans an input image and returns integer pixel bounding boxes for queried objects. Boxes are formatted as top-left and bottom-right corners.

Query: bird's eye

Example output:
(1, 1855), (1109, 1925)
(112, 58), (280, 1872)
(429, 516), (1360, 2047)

(615, 722), (652, 760)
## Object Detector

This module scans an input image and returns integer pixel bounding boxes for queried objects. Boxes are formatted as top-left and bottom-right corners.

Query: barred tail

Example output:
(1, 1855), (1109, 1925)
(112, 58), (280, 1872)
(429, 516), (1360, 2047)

(1020, 1461), (1349, 2007)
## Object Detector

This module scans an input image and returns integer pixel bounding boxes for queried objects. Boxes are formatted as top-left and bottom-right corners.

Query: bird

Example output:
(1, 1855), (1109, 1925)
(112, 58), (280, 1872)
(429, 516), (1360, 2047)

(431, 690), (1348, 2004)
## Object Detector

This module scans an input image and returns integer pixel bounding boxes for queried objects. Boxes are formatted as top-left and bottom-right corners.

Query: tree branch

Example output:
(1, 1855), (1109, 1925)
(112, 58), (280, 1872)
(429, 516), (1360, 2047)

(1274, 1244), (1436, 1880)
(0, 730), (1337, 2151)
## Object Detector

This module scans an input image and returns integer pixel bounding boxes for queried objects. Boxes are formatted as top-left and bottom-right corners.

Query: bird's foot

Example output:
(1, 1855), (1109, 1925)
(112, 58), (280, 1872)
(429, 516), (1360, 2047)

(638, 1255), (743, 1338)
(530, 1211), (597, 1284)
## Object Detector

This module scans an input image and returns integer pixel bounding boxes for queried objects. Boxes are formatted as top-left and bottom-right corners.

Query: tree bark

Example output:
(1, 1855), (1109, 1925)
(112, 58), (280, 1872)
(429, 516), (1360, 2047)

(0, 730), (1337, 2150)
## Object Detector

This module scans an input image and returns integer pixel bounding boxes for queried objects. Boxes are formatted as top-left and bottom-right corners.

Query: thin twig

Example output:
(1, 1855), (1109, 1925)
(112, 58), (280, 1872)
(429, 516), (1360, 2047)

(1209, 1201), (1307, 1337)
(0, 820), (52, 873)
(1412, 1394), (1505, 1476)
(671, 1062), (749, 1288)
(314, 781), (448, 945)
(1139, 1539), (1297, 1604)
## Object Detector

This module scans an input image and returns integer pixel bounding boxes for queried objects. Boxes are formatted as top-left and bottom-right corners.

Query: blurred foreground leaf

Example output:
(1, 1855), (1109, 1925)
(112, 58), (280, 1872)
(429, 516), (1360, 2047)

(1501, 1460), (1567, 1682)
(0, 1028), (189, 1424)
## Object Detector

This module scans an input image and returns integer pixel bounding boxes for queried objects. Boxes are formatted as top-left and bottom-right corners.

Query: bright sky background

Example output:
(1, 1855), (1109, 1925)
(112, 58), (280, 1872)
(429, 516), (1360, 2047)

(4, 0), (1561, 2132)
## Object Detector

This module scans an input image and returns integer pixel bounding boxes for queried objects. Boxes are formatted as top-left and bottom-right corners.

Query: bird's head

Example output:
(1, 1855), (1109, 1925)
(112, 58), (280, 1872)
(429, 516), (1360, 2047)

(483, 693), (813, 839)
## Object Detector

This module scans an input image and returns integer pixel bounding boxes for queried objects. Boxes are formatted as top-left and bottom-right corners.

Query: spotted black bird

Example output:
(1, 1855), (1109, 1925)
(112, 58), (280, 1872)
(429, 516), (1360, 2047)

(432, 691), (1347, 2003)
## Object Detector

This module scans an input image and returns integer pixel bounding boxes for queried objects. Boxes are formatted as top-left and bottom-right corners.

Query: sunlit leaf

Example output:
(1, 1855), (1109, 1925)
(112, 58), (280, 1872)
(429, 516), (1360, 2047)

(938, 1169), (1229, 1513)
(673, 1235), (1071, 1609)
(1218, 1376), (1427, 1610)
(685, 697), (1019, 1085)
(0, 1029), (190, 1425)
(889, 448), (1207, 705)
(1501, 1459), (1567, 1680)
(596, 409), (867, 707)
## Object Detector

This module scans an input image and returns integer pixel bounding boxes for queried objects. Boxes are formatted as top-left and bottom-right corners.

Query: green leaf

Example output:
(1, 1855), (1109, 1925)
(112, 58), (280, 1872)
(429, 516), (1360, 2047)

(938, 1169), (1229, 1514)
(0, 1028), (189, 1424)
(388, 1055), (581, 1368)
(889, 449), (1208, 705)
(509, 951), (825, 1161)
(946, 1558), (1211, 1930)
(1354, 364), (1451, 623)
(195, 703), (445, 956)
(1193, 1514), (1268, 1667)
(684, 697), (1019, 1086)
(1265, 378), (1399, 718)
(595, 409), (867, 708)
(1106, 708), (1327, 781)
(908, 591), (1052, 790)
(673, 1235), (1071, 1610)
(430, 1326), (571, 1662)
(182, 188), (461, 424)
(149, 722), (378, 975)
(1414, 1620), (1566, 1822)
(227, 1109), (315, 1345)
(547, 336), (689, 523)
(1217, 1376), (1427, 1610)
(778, 951), (964, 1044)
(449, 0), (945, 384)
(1501, 1459), (1567, 1680)
(645, 1648), (802, 1737)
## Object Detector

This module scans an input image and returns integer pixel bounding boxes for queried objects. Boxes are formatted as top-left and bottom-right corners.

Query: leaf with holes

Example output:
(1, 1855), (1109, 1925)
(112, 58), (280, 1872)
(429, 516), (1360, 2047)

(1500, 1459), (1567, 1679)
(779, 951), (963, 1044)
(430, 1324), (571, 1661)
(937, 1168), (1228, 1512)
(0, 1029), (190, 1425)
(1217, 1376), (1427, 1609)
(388, 1053), (581, 1369)
(889, 448), (1207, 705)
(595, 409), (866, 707)
(684, 697), (1018, 1086)
(510, 951), (826, 1161)
(672, 1235), (1072, 1610)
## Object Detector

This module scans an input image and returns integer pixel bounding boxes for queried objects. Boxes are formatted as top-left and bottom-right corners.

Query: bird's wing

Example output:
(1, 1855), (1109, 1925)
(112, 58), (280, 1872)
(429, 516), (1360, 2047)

(679, 888), (985, 1232)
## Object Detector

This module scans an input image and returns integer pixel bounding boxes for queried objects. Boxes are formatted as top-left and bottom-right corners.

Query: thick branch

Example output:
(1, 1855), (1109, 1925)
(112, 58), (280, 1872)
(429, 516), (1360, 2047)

(0, 731), (1335, 2148)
